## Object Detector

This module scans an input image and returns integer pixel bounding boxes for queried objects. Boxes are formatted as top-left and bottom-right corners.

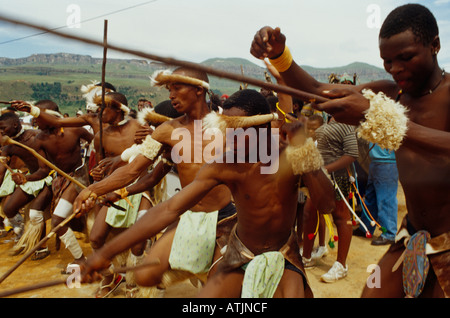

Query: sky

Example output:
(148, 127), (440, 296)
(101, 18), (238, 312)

(0, 0), (449, 72)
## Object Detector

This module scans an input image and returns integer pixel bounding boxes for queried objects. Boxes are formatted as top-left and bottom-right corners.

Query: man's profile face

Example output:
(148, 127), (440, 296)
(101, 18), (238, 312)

(0, 120), (15, 137)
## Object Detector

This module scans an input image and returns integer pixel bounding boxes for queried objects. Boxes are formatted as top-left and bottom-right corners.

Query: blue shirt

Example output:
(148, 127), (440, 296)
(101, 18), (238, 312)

(369, 143), (396, 163)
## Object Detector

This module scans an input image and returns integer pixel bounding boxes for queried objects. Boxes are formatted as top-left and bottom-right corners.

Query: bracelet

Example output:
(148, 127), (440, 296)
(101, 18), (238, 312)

(269, 46), (293, 73)
(357, 89), (408, 151)
(285, 138), (324, 175)
(87, 190), (98, 201)
(114, 187), (129, 199)
(29, 105), (41, 118)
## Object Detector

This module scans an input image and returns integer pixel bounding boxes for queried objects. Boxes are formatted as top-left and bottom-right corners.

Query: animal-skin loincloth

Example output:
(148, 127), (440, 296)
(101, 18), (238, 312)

(51, 163), (90, 200)
(392, 216), (450, 297)
(214, 220), (313, 298)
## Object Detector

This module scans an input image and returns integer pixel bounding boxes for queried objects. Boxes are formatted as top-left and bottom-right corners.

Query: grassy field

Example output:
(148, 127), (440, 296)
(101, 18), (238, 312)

(0, 54), (390, 115)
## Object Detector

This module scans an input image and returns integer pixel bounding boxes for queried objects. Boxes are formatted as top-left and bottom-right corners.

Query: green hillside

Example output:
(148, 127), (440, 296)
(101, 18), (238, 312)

(0, 53), (391, 115)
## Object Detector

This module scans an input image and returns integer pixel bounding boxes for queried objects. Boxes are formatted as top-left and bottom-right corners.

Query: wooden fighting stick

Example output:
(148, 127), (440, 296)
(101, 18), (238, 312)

(0, 136), (126, 284)
(98, 19), (108, 159)
(0, 259), (161, 297)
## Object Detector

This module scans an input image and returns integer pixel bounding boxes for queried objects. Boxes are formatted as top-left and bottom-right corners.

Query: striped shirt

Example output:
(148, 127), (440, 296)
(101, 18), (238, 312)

(315, 121), (359, 177)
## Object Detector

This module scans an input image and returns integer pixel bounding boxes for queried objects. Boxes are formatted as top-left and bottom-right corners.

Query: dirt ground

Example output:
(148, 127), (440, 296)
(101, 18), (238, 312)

(0, 186), (407, 299)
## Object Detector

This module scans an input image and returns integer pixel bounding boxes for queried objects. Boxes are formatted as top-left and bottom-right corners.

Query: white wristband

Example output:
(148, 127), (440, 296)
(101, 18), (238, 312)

(29, 105), (41, 118)
(357, 89), (408, 151)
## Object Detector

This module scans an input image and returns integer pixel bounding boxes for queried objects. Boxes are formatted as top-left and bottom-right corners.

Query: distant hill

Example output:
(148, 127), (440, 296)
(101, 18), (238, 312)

(0, 53), (391, 115)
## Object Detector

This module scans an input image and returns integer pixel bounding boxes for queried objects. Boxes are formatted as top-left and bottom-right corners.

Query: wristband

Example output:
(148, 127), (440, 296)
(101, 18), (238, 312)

(29, 105), (41, 118)
(114, 187), (129, 199)
(285, 137), (324, 175)
(269, 46), (293, 73)
(87, 190), (98, 201)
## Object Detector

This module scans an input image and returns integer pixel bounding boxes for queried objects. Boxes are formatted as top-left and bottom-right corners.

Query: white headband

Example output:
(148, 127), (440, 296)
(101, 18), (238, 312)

(150, 70), (210, 90)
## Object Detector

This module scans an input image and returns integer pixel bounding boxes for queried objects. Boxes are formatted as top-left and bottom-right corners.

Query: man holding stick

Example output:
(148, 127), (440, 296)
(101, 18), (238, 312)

(0, 111), (53, 259)
(79, 89), (335, 297)
(12, 100), (94, 266)
(250, 3), (449, 297)
(73, 67), (237, 293)
(13, 92), (158, 297)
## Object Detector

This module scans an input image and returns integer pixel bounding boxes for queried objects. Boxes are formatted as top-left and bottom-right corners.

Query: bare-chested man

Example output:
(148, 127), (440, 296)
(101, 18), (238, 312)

(14, 92), (157, 297)
(0, 111), (53, 259)
(250, 3), (449, 297)
(79, 88), (336, 297)
(73, 67), (237, 292)
(12, 100), (93, 267)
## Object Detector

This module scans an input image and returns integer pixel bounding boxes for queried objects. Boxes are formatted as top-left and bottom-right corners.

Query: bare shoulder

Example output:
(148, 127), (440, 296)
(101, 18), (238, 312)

(151, 116), (186, 143)
(83, 112), (98, 122)
(358, 79), (399, 99)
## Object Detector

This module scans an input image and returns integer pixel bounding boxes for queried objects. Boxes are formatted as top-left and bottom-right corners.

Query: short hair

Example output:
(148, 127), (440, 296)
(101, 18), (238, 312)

(154, 100), (183, 118)
(173, 67), (209, 84)
(222, 89), (271, 116)
(208, 93), (222, 112)
(308, 114), (324, 124)
(35, 100), (60, 113)
(106, 92), (128, 107)
(0, 112), (21, 125)
(266, 95), (279, 113)
(95, 82), (116, 92)
(380, 4), (439, 45)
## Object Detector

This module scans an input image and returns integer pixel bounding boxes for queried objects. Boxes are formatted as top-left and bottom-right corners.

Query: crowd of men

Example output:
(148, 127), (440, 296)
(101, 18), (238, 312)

(0, 3), (448, 298)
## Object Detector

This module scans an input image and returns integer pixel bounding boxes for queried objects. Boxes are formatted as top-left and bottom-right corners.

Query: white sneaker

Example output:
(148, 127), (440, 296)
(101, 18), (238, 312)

(302, 256), (316, 268)
(312, 245), (329, 260)
(320, 261), (348, 283)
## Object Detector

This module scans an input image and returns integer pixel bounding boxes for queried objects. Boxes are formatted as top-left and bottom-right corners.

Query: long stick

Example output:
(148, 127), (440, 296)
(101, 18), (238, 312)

(1, 136), (85, 189)
(0, 14), (329, 104)
(0, 211), (77, 284)
(0, 136), (126, 211)
(0, 157), (15, 174)
(99, 19), (108, 159)
(0, 259), (160, 298)
(0, 136), (125, 284)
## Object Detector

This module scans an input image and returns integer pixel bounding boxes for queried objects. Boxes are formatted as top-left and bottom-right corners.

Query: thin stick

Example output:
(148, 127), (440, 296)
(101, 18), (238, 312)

(0, 136), (125, 284)
(0, 14), (329, 104)
(2, 136), (85, 189)
(0, 136), (126, 210)
(0, 101), (13, 104)
(0, 158), (15, 174)
(99, 19), (108, 159)
(0, 259), (160, 298)
(0, 212), (77, 284)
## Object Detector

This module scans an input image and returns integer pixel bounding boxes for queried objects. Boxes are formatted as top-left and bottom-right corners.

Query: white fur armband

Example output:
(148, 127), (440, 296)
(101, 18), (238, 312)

(121, 144), (142, 163)
(357, 89), (408, 151)
(139, 135), (163, 161)
(285, 138), (324, 175)
(29, 105), (41, 118)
